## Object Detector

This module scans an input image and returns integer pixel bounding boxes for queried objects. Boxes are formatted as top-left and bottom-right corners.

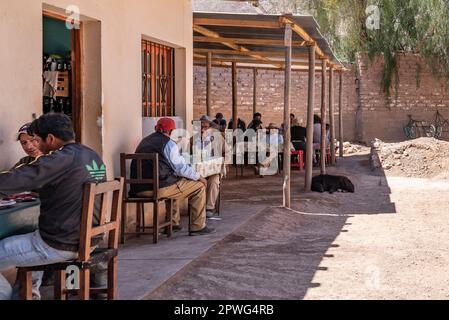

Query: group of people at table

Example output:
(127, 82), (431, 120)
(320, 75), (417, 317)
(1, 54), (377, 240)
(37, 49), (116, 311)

(0, 113), (222, 300)
(0, 110), (331, 300)
(212, 111), (332, 169)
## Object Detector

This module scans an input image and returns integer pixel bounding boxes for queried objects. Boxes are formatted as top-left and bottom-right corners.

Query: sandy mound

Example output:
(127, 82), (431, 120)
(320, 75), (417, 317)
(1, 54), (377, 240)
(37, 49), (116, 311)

(343, 141), (369, 155)
(371, 137), (449, 178)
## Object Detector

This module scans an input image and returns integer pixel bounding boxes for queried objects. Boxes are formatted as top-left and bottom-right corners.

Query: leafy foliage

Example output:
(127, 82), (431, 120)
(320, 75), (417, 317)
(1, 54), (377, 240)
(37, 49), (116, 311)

(258, 0), (449, 95)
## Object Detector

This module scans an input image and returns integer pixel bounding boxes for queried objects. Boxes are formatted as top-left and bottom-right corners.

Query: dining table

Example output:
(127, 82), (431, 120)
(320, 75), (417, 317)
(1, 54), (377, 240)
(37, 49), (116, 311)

(0, 200), (40, 241)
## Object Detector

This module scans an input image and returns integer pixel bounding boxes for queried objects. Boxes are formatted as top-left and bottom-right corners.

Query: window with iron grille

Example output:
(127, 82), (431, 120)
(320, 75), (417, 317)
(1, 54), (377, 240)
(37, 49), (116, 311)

(142, 40), (175, 117)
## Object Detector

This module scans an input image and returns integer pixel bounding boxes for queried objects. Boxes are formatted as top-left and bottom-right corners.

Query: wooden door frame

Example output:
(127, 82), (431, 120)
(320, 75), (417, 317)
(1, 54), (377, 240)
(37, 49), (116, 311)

(43, 10), (83, 142)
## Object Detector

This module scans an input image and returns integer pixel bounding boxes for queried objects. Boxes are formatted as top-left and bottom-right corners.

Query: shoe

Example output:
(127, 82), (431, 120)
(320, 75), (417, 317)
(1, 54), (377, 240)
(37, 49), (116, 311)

(162, 225), (183, 235)
(173, 225), (183, 232)
(207, 216), (222, 221)
(189, 226), (216, 236)
(206, 211), (215, 218)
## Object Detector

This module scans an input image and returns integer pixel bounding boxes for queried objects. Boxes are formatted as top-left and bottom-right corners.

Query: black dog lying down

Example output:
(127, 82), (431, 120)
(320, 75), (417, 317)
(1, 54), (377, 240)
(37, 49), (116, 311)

(311, 174), (355, 194)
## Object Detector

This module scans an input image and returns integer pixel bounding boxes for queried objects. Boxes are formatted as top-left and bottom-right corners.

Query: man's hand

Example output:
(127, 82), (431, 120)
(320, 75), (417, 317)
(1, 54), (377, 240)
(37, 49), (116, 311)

(199, 177), (208, 188)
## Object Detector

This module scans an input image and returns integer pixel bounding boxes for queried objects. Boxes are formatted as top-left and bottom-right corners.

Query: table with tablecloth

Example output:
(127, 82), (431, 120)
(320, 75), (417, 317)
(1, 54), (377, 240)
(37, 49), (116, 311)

(0, 201), (40, 241)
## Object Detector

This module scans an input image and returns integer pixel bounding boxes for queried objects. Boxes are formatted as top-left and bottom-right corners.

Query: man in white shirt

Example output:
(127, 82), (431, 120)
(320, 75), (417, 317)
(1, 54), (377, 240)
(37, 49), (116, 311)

(131, 118), (215, 236)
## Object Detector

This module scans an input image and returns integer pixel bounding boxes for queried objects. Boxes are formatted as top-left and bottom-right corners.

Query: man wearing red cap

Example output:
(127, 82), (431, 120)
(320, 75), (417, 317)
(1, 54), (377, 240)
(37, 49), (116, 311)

(130, 118), (215, 235)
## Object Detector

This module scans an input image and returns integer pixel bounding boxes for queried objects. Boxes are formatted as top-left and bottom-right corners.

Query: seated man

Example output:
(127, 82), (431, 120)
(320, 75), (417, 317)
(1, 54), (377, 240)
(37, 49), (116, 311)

(130, 118), (215, 236)
(213, 113), (227, 132)
(247, 112), (263, 130)
(12, 122), (43, 169)
(291, 123), (307, 160)
(227, 118), (246, 131)
(193, 116), (223, 220)
(0, 113), (106, 300)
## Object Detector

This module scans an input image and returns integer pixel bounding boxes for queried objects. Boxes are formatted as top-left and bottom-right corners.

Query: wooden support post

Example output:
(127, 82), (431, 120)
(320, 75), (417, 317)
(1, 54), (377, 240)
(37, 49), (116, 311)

(232, 62), (238, 130)
(305, 45), (316, 191)
(283, 24), (292, 208)
(253, 68), (257, 115)
(320, 59), (327, 175)
(206, 52), (212, 116)
(339, 71), (344, 158)
(329, 66), (336, 165)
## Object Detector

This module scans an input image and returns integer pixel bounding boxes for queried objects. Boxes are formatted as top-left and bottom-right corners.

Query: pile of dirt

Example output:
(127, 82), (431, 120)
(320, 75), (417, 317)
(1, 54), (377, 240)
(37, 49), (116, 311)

(343, 141), (369, 155)
(371, 137), (449, 178)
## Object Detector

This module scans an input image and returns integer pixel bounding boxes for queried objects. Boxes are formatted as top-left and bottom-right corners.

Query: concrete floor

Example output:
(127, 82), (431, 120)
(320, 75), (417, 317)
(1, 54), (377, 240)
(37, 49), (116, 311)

(117, 187), (268, 300)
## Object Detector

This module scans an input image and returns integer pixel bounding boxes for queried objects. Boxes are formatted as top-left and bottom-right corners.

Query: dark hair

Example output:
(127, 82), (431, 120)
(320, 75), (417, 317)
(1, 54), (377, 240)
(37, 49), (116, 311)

(290, 113), (295, 118)
(28, 113), (75, 142)
(252, 119), (262, 128)
(216, 113), (223, 118)
(253, 112), (262, 119)
(314, 115), (322, 124)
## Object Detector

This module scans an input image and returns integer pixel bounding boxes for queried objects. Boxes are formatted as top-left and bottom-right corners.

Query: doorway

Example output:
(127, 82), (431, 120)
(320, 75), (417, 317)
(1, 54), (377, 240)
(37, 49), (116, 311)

(42, 13), (82, 142)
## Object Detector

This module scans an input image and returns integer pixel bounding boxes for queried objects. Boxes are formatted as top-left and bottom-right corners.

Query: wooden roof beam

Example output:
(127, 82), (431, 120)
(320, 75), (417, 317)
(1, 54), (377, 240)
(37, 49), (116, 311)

(193, 36), (307, 47)
(193, 17), (282, 29)
(193, 56), (323, 68)
(193, 24), (283, 68)
(280, 16), (343, 71)
(194, 48), (317, 60)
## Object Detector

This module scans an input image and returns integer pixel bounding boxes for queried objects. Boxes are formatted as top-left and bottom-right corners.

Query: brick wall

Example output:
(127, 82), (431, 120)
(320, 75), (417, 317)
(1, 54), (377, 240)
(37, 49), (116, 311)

(193, 65), (358, 141)
(193, 53), (449, 144)
(357, 53), (449, 142)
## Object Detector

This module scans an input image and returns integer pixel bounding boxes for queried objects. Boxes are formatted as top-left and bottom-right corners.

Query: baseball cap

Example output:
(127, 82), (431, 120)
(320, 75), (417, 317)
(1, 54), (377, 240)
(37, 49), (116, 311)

(16, 123), (32, 141)
(156, 118), (176, 132)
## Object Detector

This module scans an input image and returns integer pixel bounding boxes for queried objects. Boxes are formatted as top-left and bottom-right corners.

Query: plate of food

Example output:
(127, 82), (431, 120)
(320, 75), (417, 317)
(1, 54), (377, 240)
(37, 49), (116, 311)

(3, 192), (38, 203)
(0, 200), (17, 210)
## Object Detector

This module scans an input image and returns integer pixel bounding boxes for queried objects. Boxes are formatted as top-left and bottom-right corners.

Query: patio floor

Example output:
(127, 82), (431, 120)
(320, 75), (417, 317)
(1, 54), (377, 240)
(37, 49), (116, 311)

(118, 164), (325, 300)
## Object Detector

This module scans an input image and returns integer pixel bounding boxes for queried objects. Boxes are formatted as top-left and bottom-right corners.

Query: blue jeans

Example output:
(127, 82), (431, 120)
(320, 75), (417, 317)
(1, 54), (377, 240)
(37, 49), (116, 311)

(0, 230), (78, 300)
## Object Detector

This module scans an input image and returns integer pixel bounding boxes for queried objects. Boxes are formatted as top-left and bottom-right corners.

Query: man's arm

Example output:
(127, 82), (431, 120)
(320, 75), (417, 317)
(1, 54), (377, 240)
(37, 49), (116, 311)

(164, 140), (200, 181)
(0, 151), (73, 192)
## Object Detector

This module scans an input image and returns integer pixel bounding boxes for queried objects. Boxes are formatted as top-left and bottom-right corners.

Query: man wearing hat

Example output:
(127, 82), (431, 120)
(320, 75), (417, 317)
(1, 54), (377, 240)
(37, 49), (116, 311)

(12, 123), (43, 169)
(131, 118), (215, 236)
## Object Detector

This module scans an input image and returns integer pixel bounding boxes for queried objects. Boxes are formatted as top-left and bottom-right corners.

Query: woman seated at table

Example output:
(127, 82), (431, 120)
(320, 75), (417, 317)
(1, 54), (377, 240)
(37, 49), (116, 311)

(192, 116), (224, 220)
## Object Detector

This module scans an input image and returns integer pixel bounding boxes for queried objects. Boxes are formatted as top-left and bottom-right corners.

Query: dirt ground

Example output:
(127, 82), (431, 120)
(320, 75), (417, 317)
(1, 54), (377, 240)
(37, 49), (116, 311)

(147, 147), (449, 300)
(373, 137), (449, 179)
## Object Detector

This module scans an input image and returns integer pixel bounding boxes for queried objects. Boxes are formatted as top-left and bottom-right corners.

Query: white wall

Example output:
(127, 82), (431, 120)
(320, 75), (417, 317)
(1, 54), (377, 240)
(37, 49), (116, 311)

(0, 0), (193, 178)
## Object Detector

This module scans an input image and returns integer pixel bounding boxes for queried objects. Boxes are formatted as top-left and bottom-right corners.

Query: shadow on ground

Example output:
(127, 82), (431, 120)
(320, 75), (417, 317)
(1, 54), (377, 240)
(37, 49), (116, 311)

(145, 152), (397, 300)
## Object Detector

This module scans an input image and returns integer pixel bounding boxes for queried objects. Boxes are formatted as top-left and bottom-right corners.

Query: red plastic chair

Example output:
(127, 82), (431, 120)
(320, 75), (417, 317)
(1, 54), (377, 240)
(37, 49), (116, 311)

(291, 150), (305, 171)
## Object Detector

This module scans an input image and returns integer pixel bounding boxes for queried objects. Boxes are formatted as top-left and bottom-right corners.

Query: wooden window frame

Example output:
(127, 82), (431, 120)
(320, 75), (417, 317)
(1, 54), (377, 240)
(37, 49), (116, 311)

(142, 40), (175, 117)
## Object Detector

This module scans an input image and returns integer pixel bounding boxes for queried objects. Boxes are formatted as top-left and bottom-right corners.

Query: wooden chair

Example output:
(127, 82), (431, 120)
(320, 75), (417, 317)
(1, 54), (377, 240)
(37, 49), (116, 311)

(120, 153), (173, 244)
(18, 178), (125, 300)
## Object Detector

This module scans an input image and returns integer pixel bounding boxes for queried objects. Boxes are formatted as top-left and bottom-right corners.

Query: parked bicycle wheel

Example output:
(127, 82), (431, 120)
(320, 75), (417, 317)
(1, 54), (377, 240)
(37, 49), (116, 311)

(430, 124), (443, 139)
(404, 125), (416, 139)
(426, 124), (436, 138)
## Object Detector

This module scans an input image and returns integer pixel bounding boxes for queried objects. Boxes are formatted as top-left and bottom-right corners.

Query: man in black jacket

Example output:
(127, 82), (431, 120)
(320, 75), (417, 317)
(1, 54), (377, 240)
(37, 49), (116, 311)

(0, 113), (106, 300)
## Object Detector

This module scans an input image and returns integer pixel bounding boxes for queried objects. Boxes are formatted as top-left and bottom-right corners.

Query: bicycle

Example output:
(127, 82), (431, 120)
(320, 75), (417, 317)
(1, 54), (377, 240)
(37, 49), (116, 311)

(403, 114), (433, 139)
(429, 110), (449, 139)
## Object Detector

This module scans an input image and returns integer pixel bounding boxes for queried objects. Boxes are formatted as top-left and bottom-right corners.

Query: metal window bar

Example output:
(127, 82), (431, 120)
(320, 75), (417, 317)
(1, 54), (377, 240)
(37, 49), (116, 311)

(141, 40), (175, 117)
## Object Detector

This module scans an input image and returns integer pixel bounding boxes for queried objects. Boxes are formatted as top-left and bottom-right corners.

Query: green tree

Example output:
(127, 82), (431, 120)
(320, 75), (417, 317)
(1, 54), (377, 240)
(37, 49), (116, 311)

(259, 0), (449, 95)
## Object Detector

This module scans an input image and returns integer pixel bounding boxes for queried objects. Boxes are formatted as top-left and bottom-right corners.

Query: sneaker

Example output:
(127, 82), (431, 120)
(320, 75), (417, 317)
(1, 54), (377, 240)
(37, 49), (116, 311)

(189, 226), (216, 236)
(206, 211), (215, 218)
(162, 225), (183, 235)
